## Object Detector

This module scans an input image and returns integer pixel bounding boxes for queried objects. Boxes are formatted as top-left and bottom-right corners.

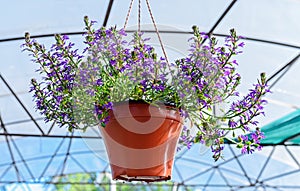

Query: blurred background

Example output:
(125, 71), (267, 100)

(0, 0), (299, 190)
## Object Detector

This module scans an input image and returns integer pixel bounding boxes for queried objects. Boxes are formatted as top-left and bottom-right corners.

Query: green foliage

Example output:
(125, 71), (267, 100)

(53, 173), (185, 191)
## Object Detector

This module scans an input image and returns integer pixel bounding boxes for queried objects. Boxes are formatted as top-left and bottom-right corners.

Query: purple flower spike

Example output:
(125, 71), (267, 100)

(23, 17), (270, 160)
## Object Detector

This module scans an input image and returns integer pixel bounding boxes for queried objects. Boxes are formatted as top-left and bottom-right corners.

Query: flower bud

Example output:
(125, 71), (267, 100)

(84, 16), (89, 26)
(55, 34), (63, 46)
(260, 72), (266, 85)
(25, 32), (31, 43)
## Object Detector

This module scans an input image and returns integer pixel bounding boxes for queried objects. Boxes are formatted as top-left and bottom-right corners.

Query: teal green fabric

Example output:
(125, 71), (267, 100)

(261, 109), (300, 145)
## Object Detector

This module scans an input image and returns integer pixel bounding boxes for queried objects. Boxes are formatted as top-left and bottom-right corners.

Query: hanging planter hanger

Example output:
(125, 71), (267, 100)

(99, 1), (183, 182)
(123, 0), (171, 67)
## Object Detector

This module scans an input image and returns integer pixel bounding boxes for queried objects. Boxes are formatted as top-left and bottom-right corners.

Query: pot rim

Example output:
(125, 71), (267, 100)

(112, 99), (178, 108)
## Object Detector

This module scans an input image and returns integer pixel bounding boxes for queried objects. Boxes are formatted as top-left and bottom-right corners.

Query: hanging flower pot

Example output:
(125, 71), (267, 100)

(100, 100), (182, 181)
(23, 4), (269, 182)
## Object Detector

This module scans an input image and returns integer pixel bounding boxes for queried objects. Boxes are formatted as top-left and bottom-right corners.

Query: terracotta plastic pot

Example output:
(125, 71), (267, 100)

(100, 101), (183, 182)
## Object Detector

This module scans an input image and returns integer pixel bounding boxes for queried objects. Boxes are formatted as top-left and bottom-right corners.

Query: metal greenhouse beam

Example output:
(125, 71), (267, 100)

(266, 53), (300, 89)
(0, 74), (45, 135)
(207, 0), (237, 36)
(1, 31), (300, 50)
(102, 0), (115, 27)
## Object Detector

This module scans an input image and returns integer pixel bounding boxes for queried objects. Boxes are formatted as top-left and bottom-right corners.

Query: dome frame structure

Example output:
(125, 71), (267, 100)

(0, 0), (300, 190)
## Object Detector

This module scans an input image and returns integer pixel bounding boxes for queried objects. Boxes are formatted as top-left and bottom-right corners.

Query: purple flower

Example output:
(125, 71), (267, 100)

(23, 18), (269, 160)
(96, 79), (103, 86)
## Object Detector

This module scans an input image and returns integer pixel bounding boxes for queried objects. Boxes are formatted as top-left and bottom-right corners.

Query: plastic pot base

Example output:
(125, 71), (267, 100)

(117, 175), (170, 182)
(100, 101), (183, 182)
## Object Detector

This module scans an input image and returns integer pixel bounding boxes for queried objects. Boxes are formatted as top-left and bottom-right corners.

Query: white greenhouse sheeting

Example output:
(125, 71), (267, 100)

(0, 0), (300, 190)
